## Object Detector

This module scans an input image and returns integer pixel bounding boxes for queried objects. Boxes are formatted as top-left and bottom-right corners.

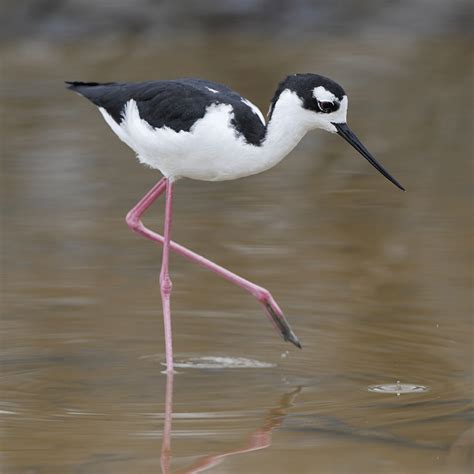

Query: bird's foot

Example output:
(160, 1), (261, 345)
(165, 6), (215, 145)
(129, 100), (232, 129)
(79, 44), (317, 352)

(262, 300), (302, 349)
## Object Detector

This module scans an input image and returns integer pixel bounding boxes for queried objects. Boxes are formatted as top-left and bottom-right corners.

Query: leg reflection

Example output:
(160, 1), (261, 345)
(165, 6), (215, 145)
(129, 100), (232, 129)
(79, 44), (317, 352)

(181, 385), (302, 473)
(160, 371), (174, 474)
(158, 372), (301, 474)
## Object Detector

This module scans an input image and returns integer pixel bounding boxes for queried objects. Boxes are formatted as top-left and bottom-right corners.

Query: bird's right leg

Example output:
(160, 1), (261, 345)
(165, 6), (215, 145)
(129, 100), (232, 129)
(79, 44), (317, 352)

(126, 179), (301, 349)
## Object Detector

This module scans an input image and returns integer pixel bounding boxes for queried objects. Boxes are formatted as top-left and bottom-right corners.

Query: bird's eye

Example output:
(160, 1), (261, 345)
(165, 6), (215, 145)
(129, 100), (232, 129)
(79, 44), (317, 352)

(317, 100), (337, 113)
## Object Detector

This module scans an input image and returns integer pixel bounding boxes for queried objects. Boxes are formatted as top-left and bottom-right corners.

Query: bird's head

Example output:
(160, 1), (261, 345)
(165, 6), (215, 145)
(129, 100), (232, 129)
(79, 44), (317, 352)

(270, 74), (404, 190)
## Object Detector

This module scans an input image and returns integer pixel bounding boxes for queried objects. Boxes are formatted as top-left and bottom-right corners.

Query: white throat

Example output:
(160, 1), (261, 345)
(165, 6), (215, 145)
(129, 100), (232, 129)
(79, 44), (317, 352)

(249, 90), (314, 174)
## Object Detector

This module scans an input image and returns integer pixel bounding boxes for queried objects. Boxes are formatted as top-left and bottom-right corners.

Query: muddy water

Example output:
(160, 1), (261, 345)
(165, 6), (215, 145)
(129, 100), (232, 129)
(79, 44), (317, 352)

(1, 37), (472, 473)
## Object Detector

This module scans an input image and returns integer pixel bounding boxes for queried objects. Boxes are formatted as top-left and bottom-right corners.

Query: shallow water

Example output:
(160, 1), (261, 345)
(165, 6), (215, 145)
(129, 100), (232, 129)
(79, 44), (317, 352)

(1, 35), (473, 473)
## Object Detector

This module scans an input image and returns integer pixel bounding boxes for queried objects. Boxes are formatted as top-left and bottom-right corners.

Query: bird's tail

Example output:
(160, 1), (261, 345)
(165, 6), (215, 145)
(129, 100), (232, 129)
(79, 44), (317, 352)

(65, 81), (118, 107)
(65, 81), (113, 90)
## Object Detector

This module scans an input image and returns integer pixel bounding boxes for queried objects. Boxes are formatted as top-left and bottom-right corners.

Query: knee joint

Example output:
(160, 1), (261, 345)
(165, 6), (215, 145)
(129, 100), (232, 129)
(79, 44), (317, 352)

(160, 276), (173, 295)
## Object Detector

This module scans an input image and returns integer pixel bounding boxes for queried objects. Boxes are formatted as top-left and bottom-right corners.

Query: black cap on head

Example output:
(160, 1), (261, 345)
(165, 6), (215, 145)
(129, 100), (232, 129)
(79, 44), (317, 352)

(269, 73), (346, 119)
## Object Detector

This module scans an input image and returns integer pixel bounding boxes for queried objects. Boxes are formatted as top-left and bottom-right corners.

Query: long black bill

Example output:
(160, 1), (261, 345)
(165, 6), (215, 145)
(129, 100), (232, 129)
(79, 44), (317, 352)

(334, 122), (405, 191)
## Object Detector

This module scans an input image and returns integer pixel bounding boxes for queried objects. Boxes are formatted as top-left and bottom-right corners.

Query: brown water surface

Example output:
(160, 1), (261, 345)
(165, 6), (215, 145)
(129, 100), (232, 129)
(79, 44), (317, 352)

(1, 36), (473, 473)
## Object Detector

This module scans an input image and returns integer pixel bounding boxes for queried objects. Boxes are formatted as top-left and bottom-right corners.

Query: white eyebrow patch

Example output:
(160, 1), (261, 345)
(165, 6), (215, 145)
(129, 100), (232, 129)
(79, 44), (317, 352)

(241, 98), (266, 125)
(313, 86), (337, 103)
(206, 87), (219, 93)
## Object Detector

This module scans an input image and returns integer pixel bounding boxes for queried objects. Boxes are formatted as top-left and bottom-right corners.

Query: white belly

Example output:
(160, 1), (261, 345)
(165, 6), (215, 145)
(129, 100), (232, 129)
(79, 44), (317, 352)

(100, 100), (269, 181)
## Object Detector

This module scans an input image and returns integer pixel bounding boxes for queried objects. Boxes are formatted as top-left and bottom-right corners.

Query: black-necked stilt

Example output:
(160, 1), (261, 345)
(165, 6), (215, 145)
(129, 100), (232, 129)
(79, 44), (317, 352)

(67, 74), (404, 373)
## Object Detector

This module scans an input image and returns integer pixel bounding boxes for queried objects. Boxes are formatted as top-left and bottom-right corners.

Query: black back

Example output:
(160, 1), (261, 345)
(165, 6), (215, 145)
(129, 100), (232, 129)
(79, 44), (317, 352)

(66, 79), (267, 146)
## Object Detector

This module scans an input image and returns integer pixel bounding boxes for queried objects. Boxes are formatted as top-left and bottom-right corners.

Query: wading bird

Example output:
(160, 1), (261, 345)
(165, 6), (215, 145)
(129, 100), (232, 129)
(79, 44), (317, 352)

(67, 74), (404, 373)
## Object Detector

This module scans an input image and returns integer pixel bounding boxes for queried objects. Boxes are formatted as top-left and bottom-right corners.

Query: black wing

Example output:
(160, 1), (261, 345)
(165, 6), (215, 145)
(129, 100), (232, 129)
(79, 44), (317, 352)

(66, 79), (267, 146)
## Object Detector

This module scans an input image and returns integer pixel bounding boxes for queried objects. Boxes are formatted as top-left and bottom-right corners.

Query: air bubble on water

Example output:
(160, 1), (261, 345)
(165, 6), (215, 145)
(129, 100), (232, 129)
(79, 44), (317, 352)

(368, 381), (429, 394)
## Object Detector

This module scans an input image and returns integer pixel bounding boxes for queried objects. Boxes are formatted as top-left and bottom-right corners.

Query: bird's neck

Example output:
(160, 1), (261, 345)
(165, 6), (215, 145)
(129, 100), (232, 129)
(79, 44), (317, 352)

(254, 90), (312, 174)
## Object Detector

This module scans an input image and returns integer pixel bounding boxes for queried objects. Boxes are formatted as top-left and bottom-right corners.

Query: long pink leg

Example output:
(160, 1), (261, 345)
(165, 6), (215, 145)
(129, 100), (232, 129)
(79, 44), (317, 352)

(160, 179), (174, 373)
(126, 178), (301, 350)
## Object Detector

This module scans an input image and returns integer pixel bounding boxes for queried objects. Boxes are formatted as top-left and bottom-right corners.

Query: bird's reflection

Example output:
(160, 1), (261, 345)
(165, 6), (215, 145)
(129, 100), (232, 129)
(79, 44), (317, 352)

(160, 371), (174, 473)
(159, 371), (301, 473)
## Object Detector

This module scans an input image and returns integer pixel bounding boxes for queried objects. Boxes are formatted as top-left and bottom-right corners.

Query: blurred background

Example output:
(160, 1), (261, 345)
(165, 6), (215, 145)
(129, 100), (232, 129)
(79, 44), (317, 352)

(1, 1), (473, 473)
